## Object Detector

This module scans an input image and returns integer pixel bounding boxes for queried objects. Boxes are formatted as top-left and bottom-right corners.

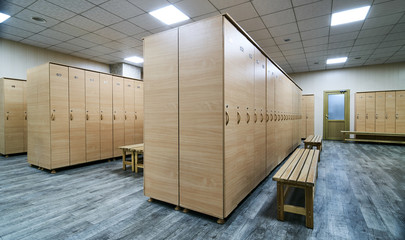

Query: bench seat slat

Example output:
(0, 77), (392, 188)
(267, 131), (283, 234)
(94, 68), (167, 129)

(297, 150), (314, 183)
(289, 149), (310, 182)
(306, 150), (320, 185)
(304, 135), (314, 143)
(279, 149), (306, 181)
(273, 149), (303, 181)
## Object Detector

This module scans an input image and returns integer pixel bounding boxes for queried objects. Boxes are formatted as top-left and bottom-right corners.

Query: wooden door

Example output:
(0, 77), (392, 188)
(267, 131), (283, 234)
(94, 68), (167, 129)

(385, 92), (396, 133)
(365, 92), (375, 132)
(124, 78), (135, 145)
(306, 95), (314, 136)
(355, 93), (366, 131)
(375, 92), (385, 132)
(266, 60), (276, 175)
(69, 67), (86, 165)
(324, 90), (350, 140)
(50, 64), (69, 169)
(86, 71), (100, 162)
(4, 79), (24, 154)
(253, 47), (266, 188)
(113, 76), (124, 157)
(396, 91), (405, 133)
(100, 74), (113, 159)
(134, 81), (144, 144)
(300, 95), (307, 138)
(144, 28), (179, 206)
(23, 81), (27, 152)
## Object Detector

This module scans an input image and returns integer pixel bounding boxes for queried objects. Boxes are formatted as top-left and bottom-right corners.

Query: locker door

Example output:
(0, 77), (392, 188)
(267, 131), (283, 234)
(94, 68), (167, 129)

(113, 76), (124, 157)
(50, 64), (69, 168)
(86, 71), (100, 162)
(375, 92), (385, 132)
(385, 92), (396, 133)
(300, 96), (306, 138)
(124, 78), (135, 145)
(253, 48), (266, 187)
(306, 95), (314, 136)
(100, 74), (113, 159)
(365, 92), (375, 132)
(396, 91), (405, 133)
(69, 68), (86, 165)
(266, 60), (276, 175)
(355, 93), (366, 131)
(134, 81), (144, 144)
(23, 81), (27, 152)
(4, 80), (24, 154)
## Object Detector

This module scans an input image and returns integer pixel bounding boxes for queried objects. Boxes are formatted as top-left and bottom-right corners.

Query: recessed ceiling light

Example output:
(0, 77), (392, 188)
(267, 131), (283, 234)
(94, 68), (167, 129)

(327, 57), (347, 64)
(125, 56), (144, 64)
(354, 57), (361, 60)
(32, 16), (47, 23)
(149, 5), (189, 25)
(0, 12), (10, 23)
(284, 38), (291, 42)
(331, 6), (370, 26)
(314, 62), (319, 65)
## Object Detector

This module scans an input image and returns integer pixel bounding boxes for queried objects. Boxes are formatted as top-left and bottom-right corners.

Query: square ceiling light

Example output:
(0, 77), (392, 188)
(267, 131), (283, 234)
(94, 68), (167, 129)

(149, 5), (189, 25)
(331, 6), (370, 26)
(125, 56), (144, 64)
(327, 57), (347, 64)
(0, 12), (10, 23)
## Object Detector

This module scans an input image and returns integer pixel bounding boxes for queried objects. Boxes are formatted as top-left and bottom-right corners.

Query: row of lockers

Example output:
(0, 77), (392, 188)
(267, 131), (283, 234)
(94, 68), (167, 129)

(27, 63), (143, 171)
(144, 15), (302, 220)
(300, 95), (314, 138)
(355, 91), (405, 133)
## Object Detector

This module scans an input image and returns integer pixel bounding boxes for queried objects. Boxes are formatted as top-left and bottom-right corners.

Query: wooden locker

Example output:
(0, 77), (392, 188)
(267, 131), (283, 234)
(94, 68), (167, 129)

(306, 95), (314, 136)
(49, 64), (70, 169)
(266, 60), (276, 175)
(396, 91), (405, 133)
(300, 95), (307, 138)
(134, 81), (144, 144)
(69, 68), (86, 165)
(23, 81), (27, 152)
(365, 92), (376, 132)
(0, 79), (4, 155)
(100, 73), (113, 159)
(355, 93), (366, 131)
(113, 76), (124, 157)
(385, 92), (396, 133)
(144, 28), (179, 206)
(86, 71), (100, 162)
(124, 78), (135, 145)
(375, 92), (385, 132)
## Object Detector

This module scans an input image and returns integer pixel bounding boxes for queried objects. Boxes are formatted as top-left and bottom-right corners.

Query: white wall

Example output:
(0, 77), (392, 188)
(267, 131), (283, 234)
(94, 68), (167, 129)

(291, 62), (405, 136)
(122, 63), (142, 79)
(0, 38), (109, 80)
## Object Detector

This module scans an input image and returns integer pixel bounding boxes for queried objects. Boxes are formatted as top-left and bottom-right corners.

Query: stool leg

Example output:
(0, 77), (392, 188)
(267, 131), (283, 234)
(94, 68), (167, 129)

(277, 182), (284, 221)
(305, 186), (314, 229)
(135, 152), (138, 173)
(122, 149), (126, 171)
(131, 152), (135, 172)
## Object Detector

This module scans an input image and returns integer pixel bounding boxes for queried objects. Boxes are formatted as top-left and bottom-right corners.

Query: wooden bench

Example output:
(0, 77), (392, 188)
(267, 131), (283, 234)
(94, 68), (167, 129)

(119, 143), (144, 173)
(304, 135), (322, 151)
(272, 148), (320, 229)
(341, 131), (405, 144)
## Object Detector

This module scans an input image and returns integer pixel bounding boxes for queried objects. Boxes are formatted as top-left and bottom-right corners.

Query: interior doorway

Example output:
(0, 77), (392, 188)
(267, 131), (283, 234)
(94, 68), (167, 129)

(323, 90), (350, 140)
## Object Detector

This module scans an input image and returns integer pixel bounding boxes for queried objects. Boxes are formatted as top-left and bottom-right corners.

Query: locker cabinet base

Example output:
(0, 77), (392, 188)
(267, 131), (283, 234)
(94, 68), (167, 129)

(174, 206), (181, 211)
(216, 218), (226, 224)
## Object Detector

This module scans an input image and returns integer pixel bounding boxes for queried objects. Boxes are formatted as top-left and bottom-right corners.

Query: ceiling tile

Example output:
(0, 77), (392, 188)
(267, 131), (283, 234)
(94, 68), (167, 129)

(279, 41), (303, 51)
(351, 43), (379, 51)
(262, 46), (281, 54)
(51, 22), (88, 37)
(305, 44), (328, 53)
(39, 28), (75, 41)
(80, 32), (111, 44)
(363, 13), (403, 29)
(329, 31), (359, 43)
(5, 0), (36, 8)
(238, 17), (266, 32)
(47, 0), (95, 13)
(364, 56), (390, 65)
(110, 21), (145, 35)
(267, 51), (284, 58)
(329, 22), (362, 35)
(268, 22), (298, 37)
(78, 48), (104, 56)
(300, 26), (329, 40)
(0, 33), (24, 42)
(0, 24), (34, 38)
(100, 0), (144, 19)
(303, 37), (328, 48)
(349, 49), (375, 57)
(220, 2), (258, 21)
(47, 45), (75, 54)
(126, 0), (170, 12)
(372, 46), (402, 56)
(65, 15), (103, 31)
(274, 33), (301, 45)
(378, 39), (405, 48)
(28, 0), (76, 21)
(328, 40), (355, 49)
(332, 0), (372, 12)
(209, 0), (249, 10)
(70, 52), (94, 59)
(54, 42), (85, 52)
(175, 0), (217, 18)
(132, 31), (152, 40)
(20, 38), (49, 48)
(306, 50), (327, 58)
(327, 47), (351, 56)
(357, 25), (393, 38)
(67, 37), (98, 48)
(192, 11), (221, 21)
(94, 27), (127, 41)
(252, 0), (292, 15)
(248, 29), (272, 41)
(26, 34), (62, 46)
(119, 36), (143, 47)
(384, 32), (405, 41)
(297, 15), (329, 32)
(284, 48), (305, 56)
(390, 22), (405, 33)
(294, 0), (331, 21)
(81, 6), (123, 26)
(292, 0), (320, 7)
(261, 9), (295, 28)
(14, 9), (61, 27)
(368, 0), (405, 18)
(128, 13), (166, 30)
(0, 2), (24, 16)
(4, 17), (47, 33)
(86, 0), (109, 5)
(355, 35), (385, 45)
(89, 45), (116, 54)
(255, 38), (276, 48)
(149, 25), (172, 34)
(103, 41), (132, 50)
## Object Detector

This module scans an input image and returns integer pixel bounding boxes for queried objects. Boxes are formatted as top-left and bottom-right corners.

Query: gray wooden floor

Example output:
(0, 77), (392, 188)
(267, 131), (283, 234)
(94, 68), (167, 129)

(0, 141), (404, 240)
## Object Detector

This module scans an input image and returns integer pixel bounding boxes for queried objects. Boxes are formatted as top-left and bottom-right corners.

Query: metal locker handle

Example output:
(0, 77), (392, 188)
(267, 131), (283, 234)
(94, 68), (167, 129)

(366, 114), (368, 119)
(375, 114), (378, 119)
(396, 114), (399, 119)
(70, 113), (73, 121)
(254, 112), (257, 123)
(260, 113), (264, 122)
(385, 114), (388, 119)
(100, 114), (103, 120)
(237, 112), (241, 124)
(125, 114), (127, 120)
(225, 111), (229, 126)
(247, 112), (250, 123)
(86, 114), (89, 120)
(51, 113), (55, 121)
(270, 113), (273, 121)
(114, 114), (116, 120)
(24, 112), (27, 120)
(356, 114), (359, 119)
(266, 113), (269, 122)
(135, 114), (138, 120)
(6, 112), (9, 120)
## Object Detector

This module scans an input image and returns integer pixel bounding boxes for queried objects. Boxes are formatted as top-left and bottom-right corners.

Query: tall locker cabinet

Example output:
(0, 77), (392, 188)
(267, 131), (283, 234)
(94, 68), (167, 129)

(0, 78), (26, 155)
(86, 71), (100, 162)
(124, 78), (135, 145)
(375, 92), (385, 132)
(113, 77), (124, 157)
(144, 15), (301, 221)
(396, 91), (405, 133)
(365, 92), (376, 132)
(266, 61), (276, 174)
(100, 74), (113, 159)
(134, 82), (144, 144)
(385, 92), (396, 133)
(301, 95), (314, 138)
(355, 93), (366, 131)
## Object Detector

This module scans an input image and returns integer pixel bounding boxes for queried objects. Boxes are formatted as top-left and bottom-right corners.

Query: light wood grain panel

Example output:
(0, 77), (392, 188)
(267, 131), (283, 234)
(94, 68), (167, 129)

(23, 80), (27, 152)
(375, 92), (385, 133)
(385, 92), (396, 133)
(69, 67), (86, 165)
(144, 28), (179, 205)
(306, 95), (314, 136)
(365, 92), (375, 132)
(179, 16), (224, 218)
(100, 73), (113, 159)
(124, 78), (135, 145)
(113, 76), (124, 157)
(86, 71), (100, 162)
(355, 93), (366, 131)
(396, 91), (405, 133)
(0, 79), (4, 154)
(300, 95), (306, 138)
(134, 81), (144, 144)
(266, 60), (277, 175)
(50, 64), (69, 169)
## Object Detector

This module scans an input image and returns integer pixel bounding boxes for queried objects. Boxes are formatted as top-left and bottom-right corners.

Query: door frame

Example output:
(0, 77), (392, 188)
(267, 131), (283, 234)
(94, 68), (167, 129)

(323, 90), (350, 140)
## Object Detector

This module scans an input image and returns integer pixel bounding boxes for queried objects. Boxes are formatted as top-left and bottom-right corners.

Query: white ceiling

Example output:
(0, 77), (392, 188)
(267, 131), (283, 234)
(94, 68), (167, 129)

(0, 0), (404, 73)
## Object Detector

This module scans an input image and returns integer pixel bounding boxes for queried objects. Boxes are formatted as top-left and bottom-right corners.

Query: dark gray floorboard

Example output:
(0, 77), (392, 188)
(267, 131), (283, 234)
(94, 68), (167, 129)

(0, 141), (404, 239)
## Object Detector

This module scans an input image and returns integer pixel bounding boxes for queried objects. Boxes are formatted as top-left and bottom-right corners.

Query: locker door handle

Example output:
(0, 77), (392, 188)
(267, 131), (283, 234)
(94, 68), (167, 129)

(135, 114), (138, 120)
(24, 112), (27, 120)
(356, 114), (359, 119)
(114, 114), (116, 120)
(6, 112), (9, 120)
(100, 114), (103, 120)
(266, 113), (269, 122)
(246, 112), (250, 124)
(396, 114), (399, 119)
(270, 114), (273, 121)
(51, 113), (55, 121)
(254, 112), (257, 123)
(237, 112), (241, 124)
(86, 114), (89, 120)
(70, 113), (73, 121)
(375, 114), (378, 119)
(260, 113), (264, 122)
(385, 114), (388, 119)
(366, 114), (368, 119)
(125, 114), (127, 120)
(225, 111), (229, 126)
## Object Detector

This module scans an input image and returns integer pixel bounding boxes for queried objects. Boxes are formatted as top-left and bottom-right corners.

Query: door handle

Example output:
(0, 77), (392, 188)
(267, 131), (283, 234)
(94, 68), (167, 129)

(113, 114), (116, 120)
(135, 114), (138, 120)
(24, 112), (27, 120)
(70, 113), (73, 121)
(237, 112), (241, 124)
(266, 113), (269, 122)
(366, 113), (368, 119)
(356, 114), (359, 119)
(6, 112), (9, 120)
(246, 112), (250, 124)
(325, 114), (328, 120)
(260, 113), (264, 122)
(396, 114), (399, 119)
(51, 113), (55, 121)
(125, 114), (127, 120)
(254, 112), (257, 123)
(100, 114), (103, 120)
(86, 113), (89, 120)
(375, 114), (378, 119)
(225, 111), (229, 126)
(385, 114), (388, 119)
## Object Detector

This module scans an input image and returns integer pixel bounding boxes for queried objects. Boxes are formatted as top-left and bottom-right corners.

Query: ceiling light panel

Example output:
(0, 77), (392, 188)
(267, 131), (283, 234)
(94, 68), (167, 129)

(149, 5), (189, 25)
(0, 12), (11, 23)
(331, 6), (370, 26)
(327, 57), (348, 64)
(125, 56), (144, 64)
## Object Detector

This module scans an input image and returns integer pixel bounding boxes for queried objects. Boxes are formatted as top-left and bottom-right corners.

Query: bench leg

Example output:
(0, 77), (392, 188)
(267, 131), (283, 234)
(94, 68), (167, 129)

(135, 152), (138, 173)
(131, 152), (135, 172)
(122, 149), (126, 171)
(305, 186), (314, 229)
(277, 182), (285, 221)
